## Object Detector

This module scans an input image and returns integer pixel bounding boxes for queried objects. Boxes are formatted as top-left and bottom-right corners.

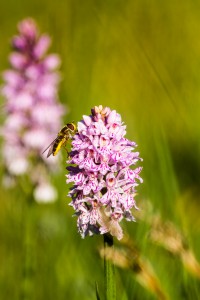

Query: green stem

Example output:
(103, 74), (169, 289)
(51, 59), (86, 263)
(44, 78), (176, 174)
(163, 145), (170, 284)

(104, 234), (116, 300)
(20, 194), (35, 300)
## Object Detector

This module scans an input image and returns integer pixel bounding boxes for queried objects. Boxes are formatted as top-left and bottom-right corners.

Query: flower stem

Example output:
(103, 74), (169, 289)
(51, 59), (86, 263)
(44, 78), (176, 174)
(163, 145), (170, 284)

(20, 193), (35, 300)
(104, 234), (116, 300)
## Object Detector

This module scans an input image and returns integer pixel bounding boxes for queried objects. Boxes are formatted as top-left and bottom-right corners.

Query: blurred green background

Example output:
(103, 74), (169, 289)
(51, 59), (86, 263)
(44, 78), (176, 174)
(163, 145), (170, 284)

(1, 0), (200, 299)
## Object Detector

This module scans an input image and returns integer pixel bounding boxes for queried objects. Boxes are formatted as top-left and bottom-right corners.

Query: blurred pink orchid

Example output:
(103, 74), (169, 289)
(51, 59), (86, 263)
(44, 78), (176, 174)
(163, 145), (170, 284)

(1, 18), (66, 203)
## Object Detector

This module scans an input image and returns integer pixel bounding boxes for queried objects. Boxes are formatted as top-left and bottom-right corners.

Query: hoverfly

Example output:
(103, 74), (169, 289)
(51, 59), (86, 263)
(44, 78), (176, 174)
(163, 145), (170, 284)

(42, 123), (77, 158)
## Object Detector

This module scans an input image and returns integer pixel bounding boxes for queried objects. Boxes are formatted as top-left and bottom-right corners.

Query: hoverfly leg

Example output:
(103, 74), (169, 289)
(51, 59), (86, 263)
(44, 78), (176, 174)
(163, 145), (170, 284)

(63, 143), (70, 157)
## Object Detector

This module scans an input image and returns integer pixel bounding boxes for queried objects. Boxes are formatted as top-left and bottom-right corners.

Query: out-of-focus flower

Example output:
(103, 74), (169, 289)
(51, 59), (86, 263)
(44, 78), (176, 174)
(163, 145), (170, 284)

(66, 105), (142, 239)
(1, 18), (65, 202)
(33, 182), (57, 204)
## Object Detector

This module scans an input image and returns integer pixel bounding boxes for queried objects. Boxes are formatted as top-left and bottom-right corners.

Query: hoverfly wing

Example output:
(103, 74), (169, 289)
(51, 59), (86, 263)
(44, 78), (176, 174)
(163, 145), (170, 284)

(47, 144), (55, 158)
(42, 137), (58, 157)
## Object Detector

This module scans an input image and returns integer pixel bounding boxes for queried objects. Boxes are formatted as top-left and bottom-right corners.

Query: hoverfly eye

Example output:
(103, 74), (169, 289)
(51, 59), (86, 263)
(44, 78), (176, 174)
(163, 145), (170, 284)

(67, 123), (75, 131)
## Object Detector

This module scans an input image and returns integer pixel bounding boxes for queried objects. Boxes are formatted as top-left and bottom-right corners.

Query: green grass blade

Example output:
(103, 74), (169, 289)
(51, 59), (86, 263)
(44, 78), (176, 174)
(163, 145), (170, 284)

(104, 234), (116, 300)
